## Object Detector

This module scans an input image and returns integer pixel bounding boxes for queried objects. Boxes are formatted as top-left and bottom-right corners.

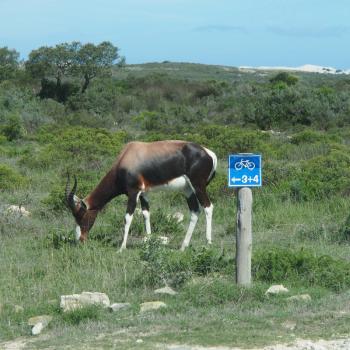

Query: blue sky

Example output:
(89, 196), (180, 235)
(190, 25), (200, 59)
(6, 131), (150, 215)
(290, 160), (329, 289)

(1, 0), (349, 68)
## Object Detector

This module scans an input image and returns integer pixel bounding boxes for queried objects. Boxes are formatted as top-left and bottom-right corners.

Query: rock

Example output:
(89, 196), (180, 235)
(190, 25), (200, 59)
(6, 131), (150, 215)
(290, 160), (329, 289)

(60, 291), (110, 312)
(79, 291), (110, 307)
(287, 294), (312, 302)
(265, 284), (289, 295)
(140, 301), (167, 313)
(154, 286), (177, 295)
(167, 212), (184, 223)
(28, 315), (52, 336)
(31, 322), (44, 335)
(109, 303), (131, 312)
(6, 205), (30, 217)
(60, 294), (81, 312)
(282, 320), (297, 331)
(159, 236), (169, 245)
(28, 315), (53, 326)
(136, 339), (143, 344)
(143, 236), (169, 245)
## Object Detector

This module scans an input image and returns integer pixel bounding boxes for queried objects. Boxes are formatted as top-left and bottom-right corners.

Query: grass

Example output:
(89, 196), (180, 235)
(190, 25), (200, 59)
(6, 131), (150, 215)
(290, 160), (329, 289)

(2, 177), (350, 348)
(2, 136), (350, 348)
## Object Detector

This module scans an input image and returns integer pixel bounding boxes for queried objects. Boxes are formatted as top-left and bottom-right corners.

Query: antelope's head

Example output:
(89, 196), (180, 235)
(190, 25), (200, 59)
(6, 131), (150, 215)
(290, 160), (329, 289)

(65, 175), (97, 242)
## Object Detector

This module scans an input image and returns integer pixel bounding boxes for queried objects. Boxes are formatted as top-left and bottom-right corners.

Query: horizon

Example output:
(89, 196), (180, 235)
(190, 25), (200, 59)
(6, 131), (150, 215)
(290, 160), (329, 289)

(1, 0), (349, 70)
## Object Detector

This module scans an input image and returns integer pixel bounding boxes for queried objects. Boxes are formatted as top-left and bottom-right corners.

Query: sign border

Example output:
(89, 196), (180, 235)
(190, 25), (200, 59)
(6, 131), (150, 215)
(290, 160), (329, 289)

(228, 154), (262, 188)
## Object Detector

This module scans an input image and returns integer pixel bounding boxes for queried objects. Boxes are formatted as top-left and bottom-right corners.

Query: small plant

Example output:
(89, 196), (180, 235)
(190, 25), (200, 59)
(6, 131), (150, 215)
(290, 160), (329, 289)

(1, 114), (24, 141)
(0, 164), (27, 190)
(61, 305), (101, 325)
(139, 239), (231, 288)
(253, 247), (350, 291)
(337, 214), (350, 243)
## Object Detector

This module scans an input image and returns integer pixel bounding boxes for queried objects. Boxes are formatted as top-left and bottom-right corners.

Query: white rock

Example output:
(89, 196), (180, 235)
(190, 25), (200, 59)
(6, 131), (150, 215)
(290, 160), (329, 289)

(287, 294), (312, 302)
(168, 212), (184, 223)
(31, 322), (44, 335)
(60, 294), (81, 312)
(28, 315), (52, 336)
(282, 320), (297, 331)
(60, 291), (110, 312)
(136, 339), (143, 344)
(142, 236), (169, 245)
(79, 291), (110, 307)
(159, 236), (169, 245)
(109, 303), (131, 312)
(6, 205), (30, 217)
(154, 286), (177, 295)
(265, 284), (289, 295)
(140, 301), (167, 313)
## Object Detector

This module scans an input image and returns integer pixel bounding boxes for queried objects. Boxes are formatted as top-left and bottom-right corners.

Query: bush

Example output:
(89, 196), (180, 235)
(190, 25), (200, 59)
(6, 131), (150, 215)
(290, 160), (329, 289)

(337, 214), (350, 243)
(296, 150), (350, 200)
(269, 72), (298, 86)
(0, 164), (27, 190)
(181, 277), (266, 307)
(139, 240), (232, 287)
(290, 130), (341, 145)
(1, 114), (24, 141)
(253, 247), (350, 291)
(61, 305), (101, 325)
(20, 126), (127, 169)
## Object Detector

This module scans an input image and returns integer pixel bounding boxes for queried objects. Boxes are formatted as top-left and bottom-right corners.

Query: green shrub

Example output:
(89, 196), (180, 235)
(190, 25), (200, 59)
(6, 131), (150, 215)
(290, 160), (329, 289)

(61, 305), (101, 325)
(0, 164), (27, 190)
(269, 72), (298, 86)
(337, 214), (350, 243)
(296, 150), (350, 200)
(139, 240), (231, 287)
(253, 247), (350, 291)
(1, 114), (24, 141)
(20, 126), (127, 169)
(290, 130), (341, 145)
(181, 277), (266, 307)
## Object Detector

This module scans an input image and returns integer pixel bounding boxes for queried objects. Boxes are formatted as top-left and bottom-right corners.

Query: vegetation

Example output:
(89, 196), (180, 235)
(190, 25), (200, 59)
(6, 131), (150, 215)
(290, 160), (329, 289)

(1, 42), (350, 348)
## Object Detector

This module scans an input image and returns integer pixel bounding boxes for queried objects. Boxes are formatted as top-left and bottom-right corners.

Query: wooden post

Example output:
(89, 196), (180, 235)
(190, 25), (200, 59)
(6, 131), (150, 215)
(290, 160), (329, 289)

(236, 187), (253, 286)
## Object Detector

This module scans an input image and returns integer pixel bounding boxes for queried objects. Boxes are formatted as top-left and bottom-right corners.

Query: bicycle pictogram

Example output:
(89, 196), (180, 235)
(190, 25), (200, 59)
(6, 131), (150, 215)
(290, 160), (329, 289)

(234, 159), (255, 171)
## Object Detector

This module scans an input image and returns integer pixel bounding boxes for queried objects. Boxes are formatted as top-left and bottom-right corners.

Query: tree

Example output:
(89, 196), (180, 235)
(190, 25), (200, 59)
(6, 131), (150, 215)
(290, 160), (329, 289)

(25, 41), (122, 99)
(0, 47), (20, 82)
(74, 41), (121, 93)
(25, 42), (79, 91)
(269, 72), (298, 86)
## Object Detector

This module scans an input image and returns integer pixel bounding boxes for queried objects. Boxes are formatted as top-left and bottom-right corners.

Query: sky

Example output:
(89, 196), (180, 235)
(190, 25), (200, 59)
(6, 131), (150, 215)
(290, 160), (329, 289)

(1, 0), (350, 69)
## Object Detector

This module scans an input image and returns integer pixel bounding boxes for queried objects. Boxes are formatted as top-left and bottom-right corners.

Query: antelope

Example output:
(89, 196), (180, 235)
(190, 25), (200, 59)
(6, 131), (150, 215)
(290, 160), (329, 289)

(65, 140), (217, 251)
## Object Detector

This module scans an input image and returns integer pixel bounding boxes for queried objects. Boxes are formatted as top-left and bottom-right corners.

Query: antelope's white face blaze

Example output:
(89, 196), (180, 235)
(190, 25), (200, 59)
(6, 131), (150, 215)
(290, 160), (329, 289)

(75, 225), (81, 241)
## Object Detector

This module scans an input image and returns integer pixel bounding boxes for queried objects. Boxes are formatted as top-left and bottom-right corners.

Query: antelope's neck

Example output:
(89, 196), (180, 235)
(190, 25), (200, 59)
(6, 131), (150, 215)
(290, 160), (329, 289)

(84, 170), (120, 210)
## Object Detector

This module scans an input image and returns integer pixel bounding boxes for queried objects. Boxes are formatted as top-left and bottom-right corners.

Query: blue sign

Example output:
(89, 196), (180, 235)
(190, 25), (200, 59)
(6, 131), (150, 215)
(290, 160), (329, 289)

(228, 154), (262, 187)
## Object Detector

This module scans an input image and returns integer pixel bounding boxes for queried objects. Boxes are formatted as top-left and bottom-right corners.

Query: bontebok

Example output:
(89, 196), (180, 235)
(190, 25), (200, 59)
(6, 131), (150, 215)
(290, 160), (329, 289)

(65, 140), (217, 251)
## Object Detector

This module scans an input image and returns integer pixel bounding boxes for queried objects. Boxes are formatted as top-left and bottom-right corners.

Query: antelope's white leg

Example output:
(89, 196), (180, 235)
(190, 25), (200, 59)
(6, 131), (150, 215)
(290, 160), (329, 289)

(142, 210), (151, 235)
(204, 204), (213, 244)
(75, 225), (81, 241)
(181, 211), (199, 251)
(120, 213), (134, 252)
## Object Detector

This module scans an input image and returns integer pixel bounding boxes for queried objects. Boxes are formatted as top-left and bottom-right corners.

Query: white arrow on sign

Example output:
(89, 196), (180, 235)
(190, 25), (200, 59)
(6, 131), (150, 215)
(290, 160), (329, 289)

(231, 177), (241, 183)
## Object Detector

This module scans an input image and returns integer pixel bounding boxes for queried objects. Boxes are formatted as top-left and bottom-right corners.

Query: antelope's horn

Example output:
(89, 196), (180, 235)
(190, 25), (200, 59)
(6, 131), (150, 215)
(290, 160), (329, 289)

(66, 174), (78, 211)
